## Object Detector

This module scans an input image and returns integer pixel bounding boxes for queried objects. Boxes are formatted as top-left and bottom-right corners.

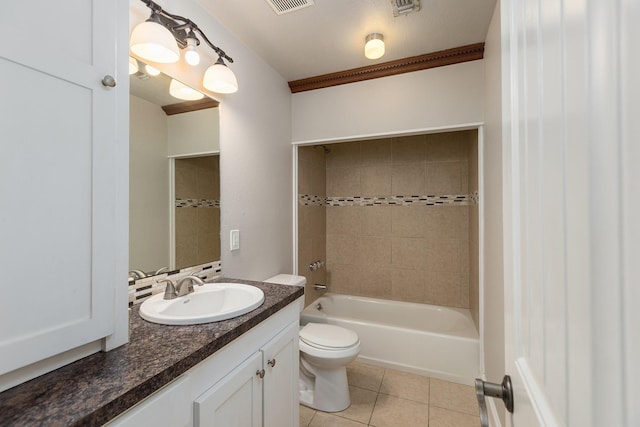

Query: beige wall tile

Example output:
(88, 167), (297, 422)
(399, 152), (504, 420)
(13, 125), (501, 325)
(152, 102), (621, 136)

(298, 159), (314, 195)
(361, 139), (391, 166)
(428, 406), (478, 427)
(391, 206), (426, 238)
(359, 265), (392, 298)
(392, 134), (426, 163)
(425, 161), (463, 194)
(429, 378), (479, 415)
(359, 236), (391, 266)
(370, 394), (429, 427)
(391, 237), (427, 270)
(327, 206), (361, 236)
(311, 163), (327, 196)
(425, 238), (467, 273)
(469, 204), (479, 327)
(327, 234), (361, 265)
(379, 370), (430, 404)
(361, 206), (392, 237)
(327, 263), (362, 295)
(424, 206), (469, 241)
(391, 268), (426, 302)
(424, 131), (471, 161)
(425, 271), (468, 308)
(175, 208), (198, 237)
(360, 165), (392, 196)
(197, 208), (216, 234)
(326, 141), (361, 169)
(391, 163), (425, 196)
(175, 160), (196, 199)
(347, 362), (385, 392)
(327, 167), (361, 196)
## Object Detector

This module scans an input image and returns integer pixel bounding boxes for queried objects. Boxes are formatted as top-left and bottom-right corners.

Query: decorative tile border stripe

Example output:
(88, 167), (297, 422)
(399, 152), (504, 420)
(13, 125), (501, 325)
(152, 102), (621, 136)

(175, 198), (220, 208)
(128, 260), (222, 306)
(298, 192), (478, 207)
(299, 194), (326, 206)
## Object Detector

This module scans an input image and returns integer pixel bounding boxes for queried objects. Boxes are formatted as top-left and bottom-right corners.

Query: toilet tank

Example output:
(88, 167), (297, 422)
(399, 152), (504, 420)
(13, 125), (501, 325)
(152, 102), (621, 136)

(265, 274), (306, 287)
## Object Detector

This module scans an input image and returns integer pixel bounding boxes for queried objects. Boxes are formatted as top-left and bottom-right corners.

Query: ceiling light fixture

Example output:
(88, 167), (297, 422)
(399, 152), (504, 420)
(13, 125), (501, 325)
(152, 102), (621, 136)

(130, 0), (238, 94)
(364, 33), (385, 60)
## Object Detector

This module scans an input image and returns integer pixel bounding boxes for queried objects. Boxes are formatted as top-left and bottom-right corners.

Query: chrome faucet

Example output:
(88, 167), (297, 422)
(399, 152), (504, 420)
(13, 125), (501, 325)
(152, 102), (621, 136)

(176, 275), (205, 297)
(129, 269), (147, 280)
(158, 278), (177, 300)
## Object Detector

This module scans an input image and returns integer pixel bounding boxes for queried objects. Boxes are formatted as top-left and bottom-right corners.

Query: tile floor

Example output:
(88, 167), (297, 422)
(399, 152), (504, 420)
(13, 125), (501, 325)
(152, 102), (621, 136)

(299, 361), (479, 427)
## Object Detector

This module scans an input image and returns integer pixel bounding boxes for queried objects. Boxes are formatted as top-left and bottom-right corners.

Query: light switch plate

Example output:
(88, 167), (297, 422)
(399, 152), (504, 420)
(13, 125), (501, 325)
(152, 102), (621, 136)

(230, 229), (240, 251)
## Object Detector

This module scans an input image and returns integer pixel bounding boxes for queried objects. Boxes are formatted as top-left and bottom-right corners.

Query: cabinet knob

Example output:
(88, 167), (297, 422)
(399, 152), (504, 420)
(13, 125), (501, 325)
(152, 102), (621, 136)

(101, 75), (116, 88)
(267, 358), (276, 368)
(256, 369), (265, 379)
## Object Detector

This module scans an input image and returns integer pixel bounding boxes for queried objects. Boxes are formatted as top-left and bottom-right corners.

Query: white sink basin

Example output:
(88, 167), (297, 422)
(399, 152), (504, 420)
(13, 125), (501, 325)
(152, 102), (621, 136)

(139, 282), (265, 325)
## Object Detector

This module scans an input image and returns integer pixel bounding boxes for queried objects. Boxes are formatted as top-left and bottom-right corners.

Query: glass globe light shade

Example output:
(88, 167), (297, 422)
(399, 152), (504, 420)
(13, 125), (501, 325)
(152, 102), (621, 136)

(203, 59), (238, 94)
(128, 57), (139, 75)
(130, 20), (180, 63)
(364, 33), (385, 60)
(169, 79), (205, 101)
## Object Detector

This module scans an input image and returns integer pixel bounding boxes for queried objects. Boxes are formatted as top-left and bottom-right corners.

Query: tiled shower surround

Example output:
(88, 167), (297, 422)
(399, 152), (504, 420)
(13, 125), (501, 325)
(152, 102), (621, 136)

(175, 155), (221, 270)
(298, 131), (479, 321)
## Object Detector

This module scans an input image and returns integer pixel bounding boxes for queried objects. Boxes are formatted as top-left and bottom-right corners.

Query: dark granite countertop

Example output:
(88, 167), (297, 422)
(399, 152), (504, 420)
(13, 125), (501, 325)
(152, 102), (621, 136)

(0, 278), (303, 426)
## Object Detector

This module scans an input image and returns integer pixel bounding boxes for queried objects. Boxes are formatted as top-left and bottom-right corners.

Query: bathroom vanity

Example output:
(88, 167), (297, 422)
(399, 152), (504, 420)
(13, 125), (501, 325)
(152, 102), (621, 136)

(0, 279), (304, 427)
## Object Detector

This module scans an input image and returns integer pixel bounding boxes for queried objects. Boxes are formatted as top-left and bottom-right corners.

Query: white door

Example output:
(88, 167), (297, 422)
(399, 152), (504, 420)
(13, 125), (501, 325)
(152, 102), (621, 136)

(501, 0), (639, 426)
(0, 0), (120, 375)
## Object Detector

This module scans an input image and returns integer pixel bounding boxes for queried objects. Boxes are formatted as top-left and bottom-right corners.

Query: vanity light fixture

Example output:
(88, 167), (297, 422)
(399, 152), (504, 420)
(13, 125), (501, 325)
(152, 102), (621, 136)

(169, 79), (205, 101)
(130, 0), (238, 93)
(128, 57), (139, 75)
(364, 33), (385, 59)
(145, 64), (161, 76)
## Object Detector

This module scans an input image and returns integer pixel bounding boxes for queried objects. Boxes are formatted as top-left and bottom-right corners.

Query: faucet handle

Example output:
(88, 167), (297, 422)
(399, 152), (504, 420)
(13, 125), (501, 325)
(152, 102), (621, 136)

(158, 279), (177, 300)
(176, 275), (205, 297)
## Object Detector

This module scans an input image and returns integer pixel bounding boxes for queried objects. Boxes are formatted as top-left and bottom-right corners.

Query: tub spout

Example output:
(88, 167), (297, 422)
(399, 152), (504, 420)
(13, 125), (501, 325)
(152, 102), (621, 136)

(314, 284), (328, 291)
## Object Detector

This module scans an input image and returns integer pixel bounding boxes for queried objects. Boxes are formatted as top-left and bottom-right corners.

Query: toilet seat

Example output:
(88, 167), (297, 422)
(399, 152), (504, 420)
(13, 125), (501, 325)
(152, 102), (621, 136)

(299, 323), (359, 349)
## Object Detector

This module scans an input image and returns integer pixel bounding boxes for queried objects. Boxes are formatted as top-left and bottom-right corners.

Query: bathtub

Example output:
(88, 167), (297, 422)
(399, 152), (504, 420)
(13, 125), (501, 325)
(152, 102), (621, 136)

(301, 293), (480, 386)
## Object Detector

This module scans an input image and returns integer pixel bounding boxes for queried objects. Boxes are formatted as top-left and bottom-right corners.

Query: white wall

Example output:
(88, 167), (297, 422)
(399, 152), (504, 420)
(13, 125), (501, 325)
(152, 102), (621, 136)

(129, 95), (170, 272)
(130, 0), (294, 281)
(481, 3), (505, 425)
(292, 60), (484, 143)
(168, 108), (220, 157)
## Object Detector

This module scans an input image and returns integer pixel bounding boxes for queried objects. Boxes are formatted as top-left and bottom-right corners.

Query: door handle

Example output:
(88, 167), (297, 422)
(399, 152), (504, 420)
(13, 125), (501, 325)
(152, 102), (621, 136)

(475, 375), (514, 427)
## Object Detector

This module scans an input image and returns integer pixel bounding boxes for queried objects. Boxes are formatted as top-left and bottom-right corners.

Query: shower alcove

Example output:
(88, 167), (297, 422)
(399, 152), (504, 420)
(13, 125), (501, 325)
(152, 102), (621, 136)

(295, 129), (480, 383)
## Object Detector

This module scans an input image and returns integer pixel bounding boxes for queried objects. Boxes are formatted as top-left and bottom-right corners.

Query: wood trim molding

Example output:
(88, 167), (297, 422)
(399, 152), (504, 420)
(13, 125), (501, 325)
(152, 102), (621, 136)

(288, 42), (485, 93)
(161, 98), (220, 115)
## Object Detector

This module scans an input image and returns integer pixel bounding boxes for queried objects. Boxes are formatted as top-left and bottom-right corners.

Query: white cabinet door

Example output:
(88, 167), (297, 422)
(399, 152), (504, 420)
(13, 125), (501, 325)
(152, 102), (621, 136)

(262, 322), (299, 427)
(0, 0), (120, 375)
(194, 352), (263, 427)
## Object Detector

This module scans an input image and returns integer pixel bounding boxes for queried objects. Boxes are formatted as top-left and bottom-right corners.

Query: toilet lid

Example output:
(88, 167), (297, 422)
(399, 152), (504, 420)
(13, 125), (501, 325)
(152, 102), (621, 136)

(299, 323), (359, 349)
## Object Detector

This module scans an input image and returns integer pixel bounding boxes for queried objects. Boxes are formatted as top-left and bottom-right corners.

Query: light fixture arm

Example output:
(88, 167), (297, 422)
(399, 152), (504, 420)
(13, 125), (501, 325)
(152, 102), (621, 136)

(138, 0), (234, 64)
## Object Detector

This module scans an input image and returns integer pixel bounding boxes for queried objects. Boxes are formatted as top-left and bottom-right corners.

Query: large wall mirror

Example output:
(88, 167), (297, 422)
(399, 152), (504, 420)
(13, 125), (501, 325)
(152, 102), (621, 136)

(129, 58), (221, 280)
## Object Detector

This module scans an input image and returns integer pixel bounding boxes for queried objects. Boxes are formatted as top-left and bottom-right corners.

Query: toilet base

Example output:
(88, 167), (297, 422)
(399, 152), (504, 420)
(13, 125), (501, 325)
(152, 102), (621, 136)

(298, 360), (351, 412)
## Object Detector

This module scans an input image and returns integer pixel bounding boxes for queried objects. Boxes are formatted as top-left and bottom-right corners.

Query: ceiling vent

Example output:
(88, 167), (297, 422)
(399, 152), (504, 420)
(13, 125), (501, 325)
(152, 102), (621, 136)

(264, 0), (315, 15)
(390, 0), (420, 17)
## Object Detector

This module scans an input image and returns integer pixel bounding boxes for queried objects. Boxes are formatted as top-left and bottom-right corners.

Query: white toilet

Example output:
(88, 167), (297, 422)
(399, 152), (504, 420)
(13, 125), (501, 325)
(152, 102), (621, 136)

(265, 274), (361, 412)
